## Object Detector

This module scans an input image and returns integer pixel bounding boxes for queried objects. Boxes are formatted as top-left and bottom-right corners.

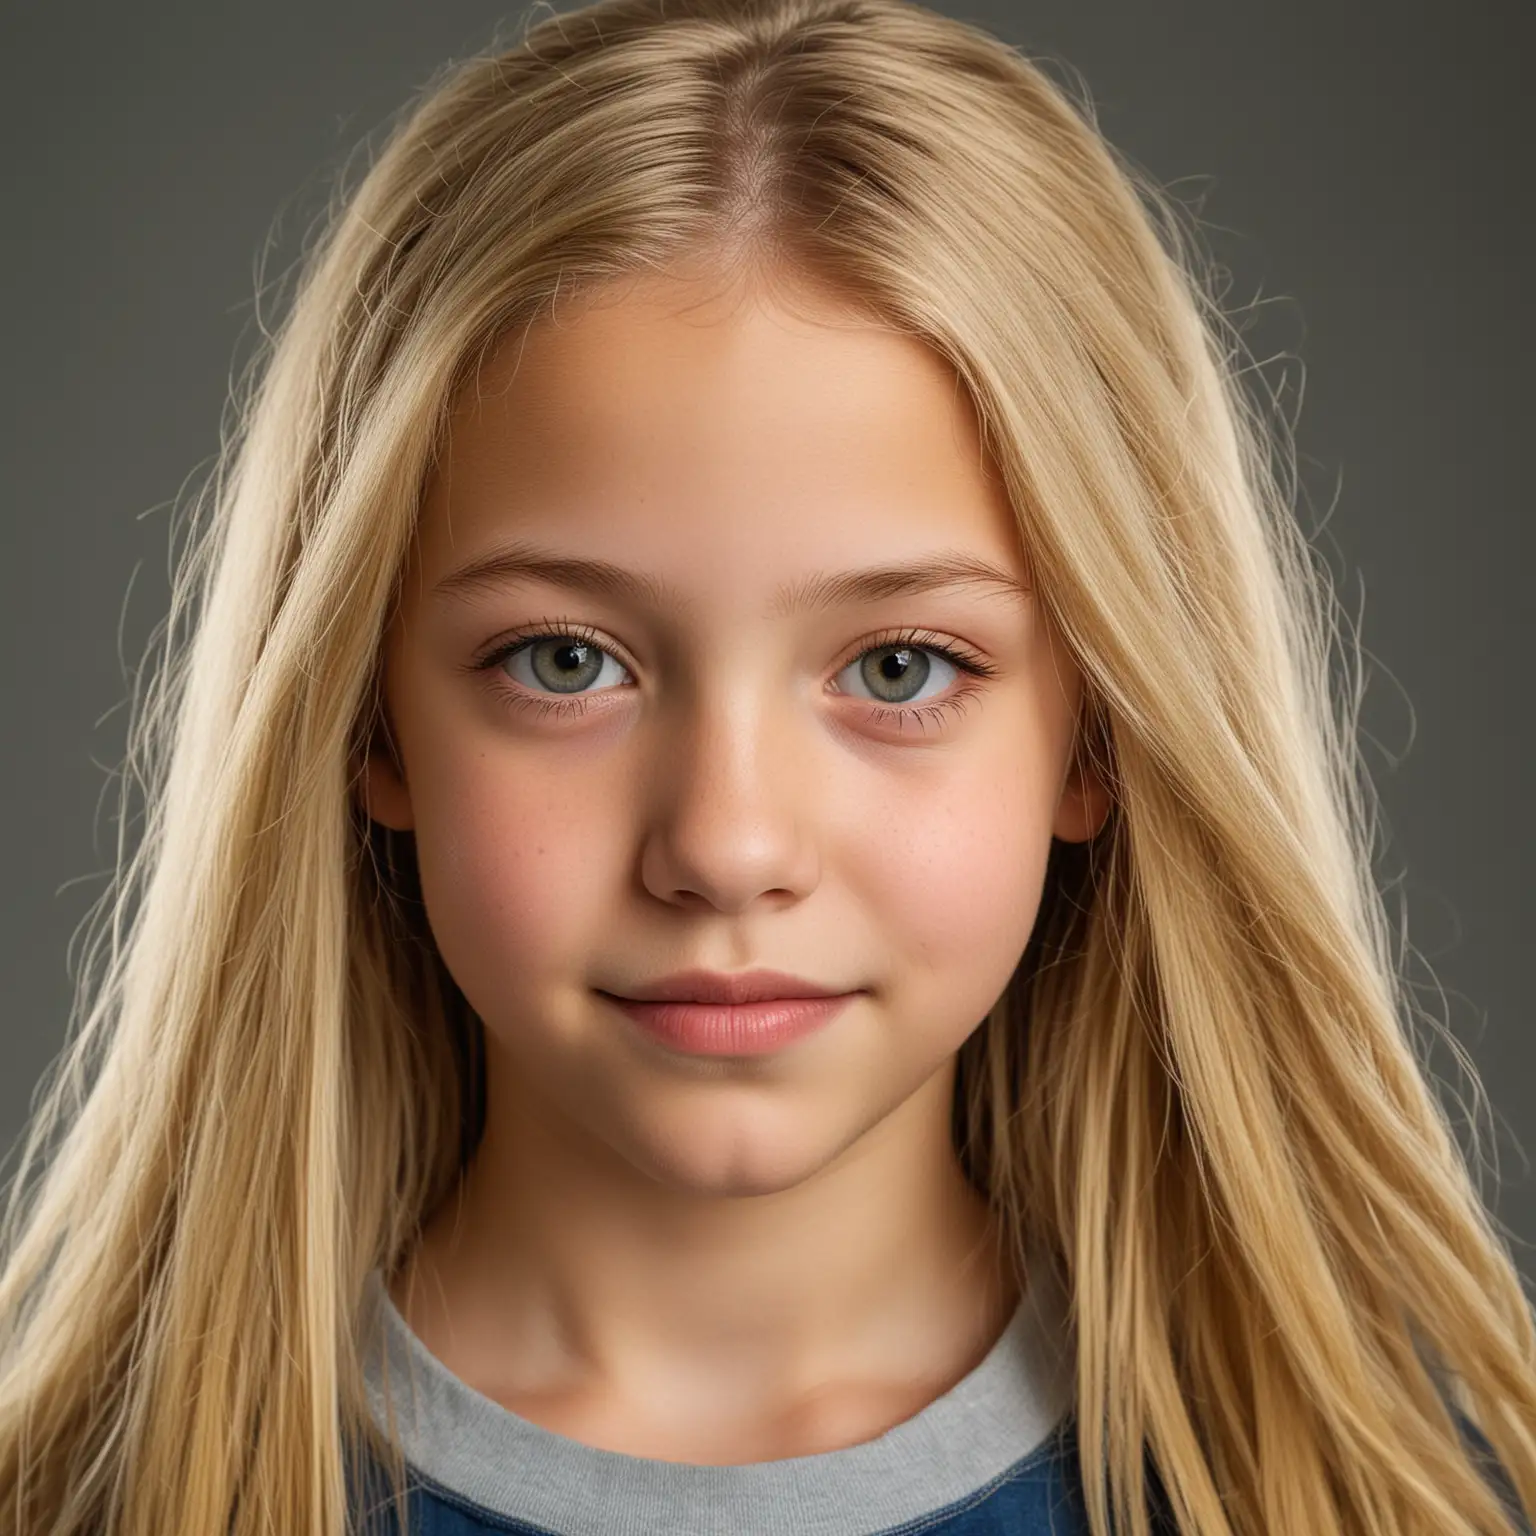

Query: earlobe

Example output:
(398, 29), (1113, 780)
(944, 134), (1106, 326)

(1052, 754), (1112, 844)
(361, 741), (415, 832)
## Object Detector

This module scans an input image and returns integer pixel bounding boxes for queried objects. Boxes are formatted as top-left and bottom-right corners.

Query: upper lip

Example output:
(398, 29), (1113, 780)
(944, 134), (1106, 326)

(604, 969), (853, 1004)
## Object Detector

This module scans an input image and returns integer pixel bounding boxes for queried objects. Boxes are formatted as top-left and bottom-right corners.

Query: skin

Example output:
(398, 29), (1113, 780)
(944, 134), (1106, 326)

(363, 261), (1110, 1464)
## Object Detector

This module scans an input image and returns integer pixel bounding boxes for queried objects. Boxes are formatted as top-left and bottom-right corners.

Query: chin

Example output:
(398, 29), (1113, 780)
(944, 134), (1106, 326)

(618, 1103), (858, 1199)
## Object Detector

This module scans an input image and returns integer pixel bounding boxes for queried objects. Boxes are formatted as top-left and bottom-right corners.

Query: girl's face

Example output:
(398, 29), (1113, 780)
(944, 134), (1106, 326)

(365, 269), (1108, 1199)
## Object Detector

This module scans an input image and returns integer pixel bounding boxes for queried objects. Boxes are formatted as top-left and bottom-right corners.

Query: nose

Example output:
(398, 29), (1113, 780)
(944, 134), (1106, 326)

(637, 678), (821, 914)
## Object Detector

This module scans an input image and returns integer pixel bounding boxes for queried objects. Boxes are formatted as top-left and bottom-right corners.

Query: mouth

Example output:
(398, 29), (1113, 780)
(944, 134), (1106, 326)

(595, 987), (861, 1057)
(601, 967), (852, 1006)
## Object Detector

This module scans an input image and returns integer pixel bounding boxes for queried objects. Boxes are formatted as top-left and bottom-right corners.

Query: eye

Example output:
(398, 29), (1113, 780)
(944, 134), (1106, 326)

(834, 641), (962, 707)
(496, 631), (632, 696)
(830, 629), (999, 735)
(467, 619), (636, 720)
(469, 618), (997, 731)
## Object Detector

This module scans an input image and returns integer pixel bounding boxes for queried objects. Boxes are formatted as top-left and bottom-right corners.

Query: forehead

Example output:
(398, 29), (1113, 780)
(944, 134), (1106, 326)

(410, 272), (1027, 601)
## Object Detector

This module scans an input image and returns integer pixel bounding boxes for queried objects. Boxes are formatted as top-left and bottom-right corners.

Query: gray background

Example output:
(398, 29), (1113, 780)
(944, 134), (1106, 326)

(2, 1), (1530, 1286)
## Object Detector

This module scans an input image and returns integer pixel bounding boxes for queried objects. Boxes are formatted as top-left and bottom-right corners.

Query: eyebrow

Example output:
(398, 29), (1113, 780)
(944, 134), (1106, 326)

(431, 540), (1032, 616)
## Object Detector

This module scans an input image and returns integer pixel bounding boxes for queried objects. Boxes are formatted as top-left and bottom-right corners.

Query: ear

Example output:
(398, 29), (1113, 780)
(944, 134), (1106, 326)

(1052, 744), (1112, 844)
(359, 724), (415, 832)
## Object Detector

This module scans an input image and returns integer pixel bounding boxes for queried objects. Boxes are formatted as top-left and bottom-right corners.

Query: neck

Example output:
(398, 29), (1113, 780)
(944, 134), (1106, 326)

(389, 1044), (1020, 1421)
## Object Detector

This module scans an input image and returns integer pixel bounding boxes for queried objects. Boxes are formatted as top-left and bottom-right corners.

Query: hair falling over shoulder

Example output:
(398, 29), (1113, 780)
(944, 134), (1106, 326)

(0, 0), (1531, 1530)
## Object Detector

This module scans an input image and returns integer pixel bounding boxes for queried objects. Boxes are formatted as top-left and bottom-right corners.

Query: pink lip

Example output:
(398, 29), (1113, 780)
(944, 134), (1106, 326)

(600, 993), (858, 1056)
(604, 968), (849, 1005)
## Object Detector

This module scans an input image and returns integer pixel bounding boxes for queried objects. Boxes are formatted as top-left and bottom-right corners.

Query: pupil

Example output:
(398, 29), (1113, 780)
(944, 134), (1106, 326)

(554, 642), (586, 671)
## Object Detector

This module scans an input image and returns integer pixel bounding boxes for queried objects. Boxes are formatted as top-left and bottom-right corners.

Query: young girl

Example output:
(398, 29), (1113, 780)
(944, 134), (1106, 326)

(1, 0), (1531, 1531)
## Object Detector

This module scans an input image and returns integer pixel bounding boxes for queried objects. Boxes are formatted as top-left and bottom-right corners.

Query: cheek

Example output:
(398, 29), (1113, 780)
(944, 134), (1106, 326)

(409, 748), (624, 1009)
(844, 740), (1058, 1007)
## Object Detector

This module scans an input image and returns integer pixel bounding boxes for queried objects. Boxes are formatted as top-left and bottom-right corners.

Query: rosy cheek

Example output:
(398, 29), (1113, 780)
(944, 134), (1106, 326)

(848, 759), (1051, 986)
(411, 757), (616, 1010)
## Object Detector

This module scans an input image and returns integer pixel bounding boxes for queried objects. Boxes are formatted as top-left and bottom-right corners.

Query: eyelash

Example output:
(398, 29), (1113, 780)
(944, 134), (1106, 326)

(468, 615), (1000, 735)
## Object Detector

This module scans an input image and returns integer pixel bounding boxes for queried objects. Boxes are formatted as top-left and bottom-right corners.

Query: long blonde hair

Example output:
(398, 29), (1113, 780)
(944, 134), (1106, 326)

(1, 0), (1531, 1530)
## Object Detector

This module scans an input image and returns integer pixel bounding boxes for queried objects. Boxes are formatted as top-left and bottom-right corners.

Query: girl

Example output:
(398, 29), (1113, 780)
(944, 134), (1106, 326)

(0, 0), (1531, 1531)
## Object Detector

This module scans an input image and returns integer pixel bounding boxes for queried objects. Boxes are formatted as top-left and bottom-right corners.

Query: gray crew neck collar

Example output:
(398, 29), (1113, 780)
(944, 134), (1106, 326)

(358, 1244), (1077, 1536)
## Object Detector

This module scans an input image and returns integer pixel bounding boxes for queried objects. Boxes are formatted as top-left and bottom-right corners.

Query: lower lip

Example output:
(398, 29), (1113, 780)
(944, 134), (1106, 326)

(601, 993), (859, 1056)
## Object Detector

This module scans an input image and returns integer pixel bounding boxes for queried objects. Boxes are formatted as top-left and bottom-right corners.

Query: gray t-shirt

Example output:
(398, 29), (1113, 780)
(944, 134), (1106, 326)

(356, 1240), (1080, 1536)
